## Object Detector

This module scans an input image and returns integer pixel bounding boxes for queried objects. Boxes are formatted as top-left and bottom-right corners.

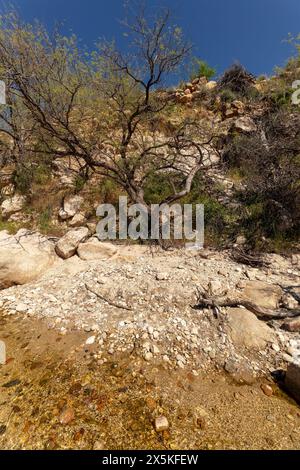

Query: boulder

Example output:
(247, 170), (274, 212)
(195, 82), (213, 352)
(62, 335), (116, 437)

(0, 229), (58, 289)
(1, 195), (26, 218)
(77, 238), (118, 261)
(232, 100), (245, 114)
(241, 280), (282, 310)
(234, 116), (257, 133)
(55, 227), (89, 259)
(58, 195), (84, 221)
(69, 213), (86, 228)
(285, 363), (300, 403)
(205, 81), (217, 91)
(226, 307), (275, 349)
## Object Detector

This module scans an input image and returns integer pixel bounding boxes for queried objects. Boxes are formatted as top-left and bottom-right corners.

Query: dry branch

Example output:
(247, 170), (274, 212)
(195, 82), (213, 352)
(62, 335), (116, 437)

(194, 293), (300, 320)
(85, 283), (132, 311)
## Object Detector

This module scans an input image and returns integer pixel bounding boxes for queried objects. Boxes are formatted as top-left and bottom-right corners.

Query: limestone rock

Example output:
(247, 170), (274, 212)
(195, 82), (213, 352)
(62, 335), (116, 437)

(241, 280), (282, 310)
(59, 195), (84, 221)
(226, 307), (275, 349)
(205, 81), (217, 91)
(234, 116), (257, 133)
(55, 227), (89, 259)
(1, 195), (26, 218)
(69, 213), (86, 227)
(154, 416), (169, 432)
(77, 238), (118, 261)
(0, 229), (58, 289)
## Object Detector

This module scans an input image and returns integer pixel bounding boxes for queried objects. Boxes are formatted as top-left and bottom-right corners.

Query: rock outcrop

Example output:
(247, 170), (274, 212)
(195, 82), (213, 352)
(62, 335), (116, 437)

(58, 195), (84, 221)
(226, 307), (275, 350)
(1, 195), (26, 219)
(77, 238), (118, 261)
(241, 281), (282, 310)
(55, 227), (89, 259)
(0, 229), (58, 289)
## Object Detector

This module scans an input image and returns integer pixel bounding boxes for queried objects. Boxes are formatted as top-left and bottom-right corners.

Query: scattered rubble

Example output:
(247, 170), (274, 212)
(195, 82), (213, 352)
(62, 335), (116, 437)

(0, 234), (299, 381)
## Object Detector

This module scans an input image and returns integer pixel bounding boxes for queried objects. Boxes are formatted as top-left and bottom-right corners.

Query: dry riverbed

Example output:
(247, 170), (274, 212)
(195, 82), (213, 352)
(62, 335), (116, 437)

(0, 312), (299, 450)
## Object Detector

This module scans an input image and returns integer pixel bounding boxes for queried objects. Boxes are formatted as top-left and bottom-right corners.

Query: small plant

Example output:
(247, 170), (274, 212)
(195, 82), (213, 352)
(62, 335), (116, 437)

(190, 58), (216, 81)
(219, 88), (237, 103)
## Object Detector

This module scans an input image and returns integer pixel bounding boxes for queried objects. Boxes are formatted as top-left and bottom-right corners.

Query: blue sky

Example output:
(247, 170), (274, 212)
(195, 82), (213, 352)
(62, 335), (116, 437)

(1, 0), (300, 79)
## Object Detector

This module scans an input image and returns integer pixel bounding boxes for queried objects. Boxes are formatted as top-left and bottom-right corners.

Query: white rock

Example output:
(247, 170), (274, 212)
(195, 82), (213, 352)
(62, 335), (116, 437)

(55, 227), (89, 259)
(86, 336), (96, 345)
(234, 116), (257, 133)
(69, 213), (86, 227)
(0, 230), (58, 289)
(155, 416), (169, 432)
(205, 81), (217, 91)
(77, 239), (117, 261)
(1, 195), (26, 218)
(59, 195), (84, 220)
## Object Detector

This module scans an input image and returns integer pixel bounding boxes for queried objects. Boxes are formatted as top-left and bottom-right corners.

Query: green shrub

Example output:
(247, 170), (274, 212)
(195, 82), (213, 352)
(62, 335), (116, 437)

(189, 58), (216, 81)
(13, 163), (51, 194)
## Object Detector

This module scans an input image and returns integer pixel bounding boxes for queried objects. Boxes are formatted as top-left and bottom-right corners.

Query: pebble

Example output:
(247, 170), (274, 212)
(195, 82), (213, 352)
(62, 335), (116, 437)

(154, 416), (169, 432)
(86, 336), (96, 345)
(261, 383), (273, 397)
(59, 407), (75, 425)
(156, 272), (169, 281)
(144, 352), (153, 361)
(151, 344), (160, 355)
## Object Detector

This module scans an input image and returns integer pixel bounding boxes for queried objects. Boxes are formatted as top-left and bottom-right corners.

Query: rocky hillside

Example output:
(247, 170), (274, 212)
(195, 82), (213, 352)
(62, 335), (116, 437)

(0, 64), (299, 252)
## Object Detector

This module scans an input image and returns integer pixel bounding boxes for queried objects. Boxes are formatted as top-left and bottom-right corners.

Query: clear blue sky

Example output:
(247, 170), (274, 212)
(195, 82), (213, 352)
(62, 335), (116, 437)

(1, 0), (300, 78)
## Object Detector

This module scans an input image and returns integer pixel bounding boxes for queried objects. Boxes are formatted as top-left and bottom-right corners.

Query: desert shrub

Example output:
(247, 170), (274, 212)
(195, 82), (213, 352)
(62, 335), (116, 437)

(0, 218), (18, 234)
(190, 58), (216, 81)
(74, 174), (87, 193)
(13, 163), (52, 194)
(266, 86), (293, 109)
(218, 63), (255, 95)
(224, 109), (300, 243)
(219, 88), (238, 103)
(143, 173), (174, 205)
(98, 179), (123, 206)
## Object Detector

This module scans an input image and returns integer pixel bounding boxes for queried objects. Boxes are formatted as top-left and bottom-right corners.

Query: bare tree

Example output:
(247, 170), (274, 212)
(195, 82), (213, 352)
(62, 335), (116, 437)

(0, 7), (221, 207)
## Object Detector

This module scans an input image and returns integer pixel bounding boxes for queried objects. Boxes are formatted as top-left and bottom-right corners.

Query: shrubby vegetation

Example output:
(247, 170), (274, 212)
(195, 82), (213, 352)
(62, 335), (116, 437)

(189, 58), (216, 81)
(0, 7), (299, 252)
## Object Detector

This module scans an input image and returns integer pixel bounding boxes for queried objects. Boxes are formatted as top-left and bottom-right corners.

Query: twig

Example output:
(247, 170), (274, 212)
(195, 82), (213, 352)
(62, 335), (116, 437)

(194, 293), (300, 320)
(85, 283), (132, 311)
